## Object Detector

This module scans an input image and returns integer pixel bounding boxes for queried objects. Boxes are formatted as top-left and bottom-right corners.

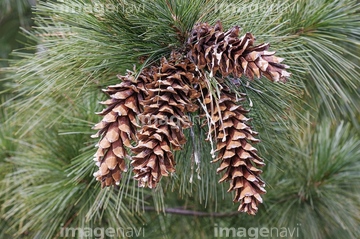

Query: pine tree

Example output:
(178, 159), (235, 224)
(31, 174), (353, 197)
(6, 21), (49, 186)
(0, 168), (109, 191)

(0, 0), (359, 238)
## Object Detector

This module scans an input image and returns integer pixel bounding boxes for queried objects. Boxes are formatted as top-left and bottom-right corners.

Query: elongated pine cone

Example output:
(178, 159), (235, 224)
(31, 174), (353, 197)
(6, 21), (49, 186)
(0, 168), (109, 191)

(187, 21), (290, 82)
(92, 71), (150, 187)
(202, 86), (266, 215)
(131, 56), (202, 188)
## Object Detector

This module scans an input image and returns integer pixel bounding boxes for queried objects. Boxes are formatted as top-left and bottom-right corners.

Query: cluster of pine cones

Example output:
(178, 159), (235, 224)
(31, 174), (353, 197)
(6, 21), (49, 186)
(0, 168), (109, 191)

(92, 21), (290, 215)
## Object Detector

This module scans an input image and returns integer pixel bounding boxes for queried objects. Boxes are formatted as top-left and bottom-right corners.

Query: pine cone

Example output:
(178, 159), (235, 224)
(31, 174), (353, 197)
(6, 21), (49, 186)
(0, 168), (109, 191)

(187, 21), (290, 82)
(202, 86), (266, 215)
(92, 71), (150, 187)
(131, 55), (202, 188)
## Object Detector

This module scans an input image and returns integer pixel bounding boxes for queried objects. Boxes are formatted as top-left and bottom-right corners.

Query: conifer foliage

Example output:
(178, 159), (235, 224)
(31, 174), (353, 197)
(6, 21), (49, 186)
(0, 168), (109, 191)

(92, 21), (290, 214)
(2, 1), (360, 238)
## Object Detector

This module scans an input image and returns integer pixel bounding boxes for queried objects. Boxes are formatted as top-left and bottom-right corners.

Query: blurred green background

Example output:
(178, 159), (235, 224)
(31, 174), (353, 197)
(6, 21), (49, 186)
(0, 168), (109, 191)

(0, 0), (35, 67)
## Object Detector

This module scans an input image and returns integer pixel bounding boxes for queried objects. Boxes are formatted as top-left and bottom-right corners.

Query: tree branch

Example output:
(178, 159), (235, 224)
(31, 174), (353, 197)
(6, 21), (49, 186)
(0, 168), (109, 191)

(143, 206), (240, 217)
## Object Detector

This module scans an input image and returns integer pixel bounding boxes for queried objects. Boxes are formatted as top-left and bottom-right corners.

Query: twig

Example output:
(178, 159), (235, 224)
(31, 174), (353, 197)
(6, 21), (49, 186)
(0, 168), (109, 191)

(54, 212), (78, 239)
(143, 206), (240, 217)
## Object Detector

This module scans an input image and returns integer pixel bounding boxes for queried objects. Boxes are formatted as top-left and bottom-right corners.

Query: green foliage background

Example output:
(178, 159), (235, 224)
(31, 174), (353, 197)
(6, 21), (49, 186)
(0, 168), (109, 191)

(0, 0), (359, 238)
